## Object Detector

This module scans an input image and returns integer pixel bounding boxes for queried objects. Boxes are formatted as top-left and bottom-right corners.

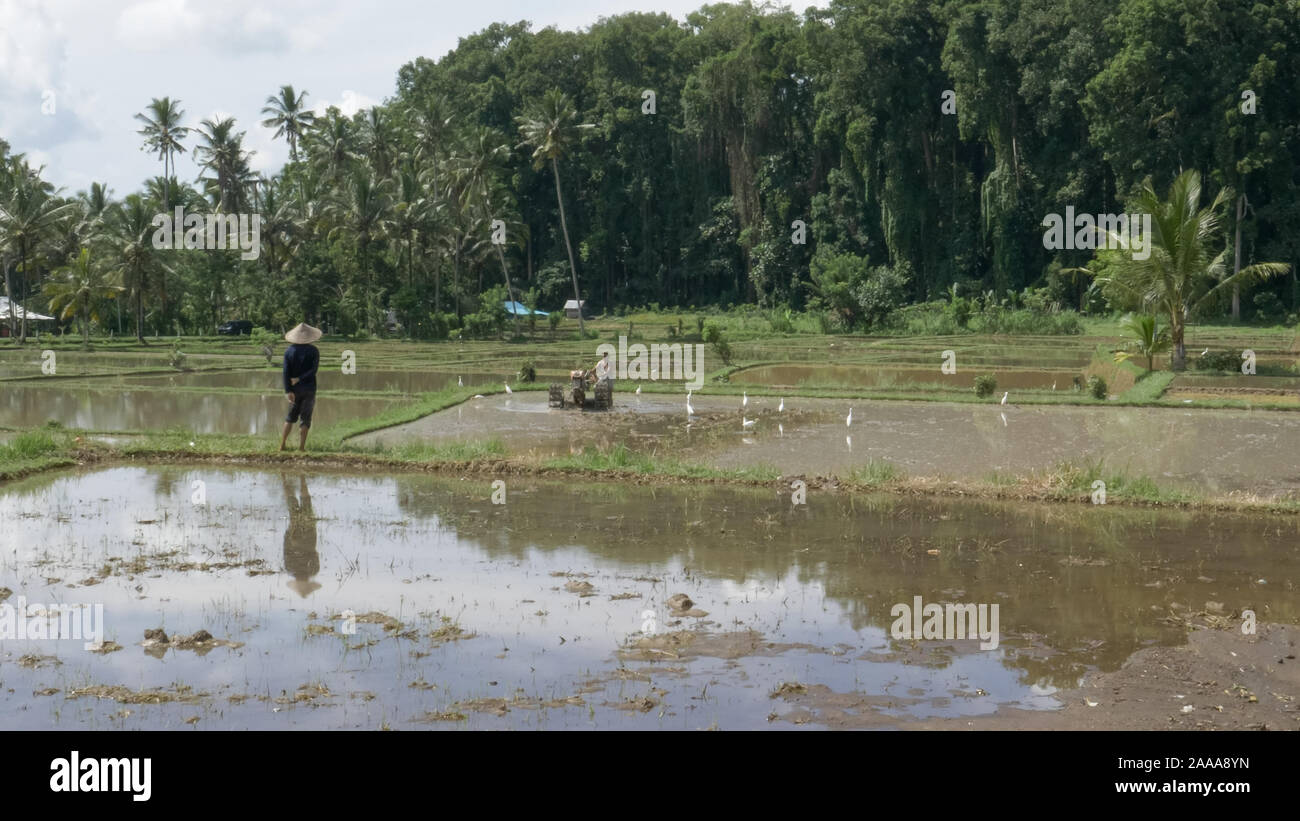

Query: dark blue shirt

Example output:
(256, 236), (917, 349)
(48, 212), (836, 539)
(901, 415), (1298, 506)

(283, 344), (320, 393)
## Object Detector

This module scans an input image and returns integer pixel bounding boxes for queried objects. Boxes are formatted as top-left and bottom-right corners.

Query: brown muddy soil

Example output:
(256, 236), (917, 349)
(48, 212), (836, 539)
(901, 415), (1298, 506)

(770, 623), (1300, 730)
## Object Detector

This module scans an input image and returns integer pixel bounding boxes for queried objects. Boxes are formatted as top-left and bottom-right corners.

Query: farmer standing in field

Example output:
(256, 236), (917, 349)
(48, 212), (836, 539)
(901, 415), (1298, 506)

(280, 323), (321, 452)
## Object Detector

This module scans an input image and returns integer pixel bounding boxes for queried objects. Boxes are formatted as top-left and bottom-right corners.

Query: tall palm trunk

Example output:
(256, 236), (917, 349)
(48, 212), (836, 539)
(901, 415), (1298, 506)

(79, 294), (90, 349)
(552, 157), (584, 336)
(3, 258), (15, 341)
(496, 243), (520, 336)
(482, 182), (520, 337)
(134, 266), (146, 344)
(1170, 311), (1186, 371)
(18, 248), (28, 343)
(1232, 193), (1245, 321)
(453, 246), (462, 322)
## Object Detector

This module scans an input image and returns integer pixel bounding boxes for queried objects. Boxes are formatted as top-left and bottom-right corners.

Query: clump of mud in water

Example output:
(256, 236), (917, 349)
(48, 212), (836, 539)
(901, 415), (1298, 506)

(610, 695), (657, 712)
(770, 682), (808, 698)
(417, 710), (467, 722)
(427, 616), (474, 645)
(142, 627), (244, 658)
(452, 694), (587, 717)
(666, 593), (708, 617)
(64, 684), (208, 705)
(563, 580), (597, 596)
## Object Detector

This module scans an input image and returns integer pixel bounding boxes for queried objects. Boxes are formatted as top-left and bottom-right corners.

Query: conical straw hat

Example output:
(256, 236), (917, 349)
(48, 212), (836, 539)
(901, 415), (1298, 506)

(285, 323), (322, 344)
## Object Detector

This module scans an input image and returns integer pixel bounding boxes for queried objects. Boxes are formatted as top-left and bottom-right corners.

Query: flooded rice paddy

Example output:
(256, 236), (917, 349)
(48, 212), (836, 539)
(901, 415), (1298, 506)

(0, 385), (395, 434)
(120, 369), (508, 394)
(358, 392), (1300, 497)
(732, 363), (1080, 391)
(1, 466), (1295, 730)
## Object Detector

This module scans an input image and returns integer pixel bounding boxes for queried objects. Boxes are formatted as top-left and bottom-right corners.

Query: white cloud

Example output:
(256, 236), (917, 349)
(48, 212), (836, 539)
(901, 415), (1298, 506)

(313, 89), (377, 118)
(115, 0), (202, 51)
(0, 0), (96, 148)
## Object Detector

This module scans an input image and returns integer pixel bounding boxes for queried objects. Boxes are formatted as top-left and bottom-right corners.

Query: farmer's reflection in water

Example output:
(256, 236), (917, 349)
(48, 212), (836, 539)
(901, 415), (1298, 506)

(281, 473), (321, 597)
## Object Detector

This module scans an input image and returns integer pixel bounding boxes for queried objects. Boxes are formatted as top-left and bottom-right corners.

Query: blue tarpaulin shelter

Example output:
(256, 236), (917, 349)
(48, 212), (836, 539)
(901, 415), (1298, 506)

(504, 300), (548, 316)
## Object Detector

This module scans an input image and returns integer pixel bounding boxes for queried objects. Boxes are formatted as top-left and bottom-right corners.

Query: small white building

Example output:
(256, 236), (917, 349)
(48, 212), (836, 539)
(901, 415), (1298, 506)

(563, 299), (587, 319)
(0, 297), (55, 337)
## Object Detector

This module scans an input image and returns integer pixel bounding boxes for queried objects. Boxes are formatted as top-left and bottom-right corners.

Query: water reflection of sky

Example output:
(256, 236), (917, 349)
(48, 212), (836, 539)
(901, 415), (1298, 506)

(1, 466), (1295, 729)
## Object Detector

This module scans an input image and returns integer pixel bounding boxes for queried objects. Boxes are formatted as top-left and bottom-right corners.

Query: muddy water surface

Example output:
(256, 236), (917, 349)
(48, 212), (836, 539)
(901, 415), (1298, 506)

(0, 386), (396, 434)
(122, 369), (507, 394)
(733, 364), (1080, 390)
(358, 393), (1300, 496)
(0, 466), (1295, 730)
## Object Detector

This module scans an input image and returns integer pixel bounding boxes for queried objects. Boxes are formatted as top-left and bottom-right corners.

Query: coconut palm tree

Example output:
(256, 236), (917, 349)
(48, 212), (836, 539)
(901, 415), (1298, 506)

(103, 194), (164, 343)
(391, 162), (432, 291)
(1098, 170), (1291, 370)
(0, 168), (78, 341)
(43, 248), (122, 347)
(455, 126), (524, 334)
(194, 117), (255, 212)
(134, 98), (189, 214)
(359, 107), (397, 179)
(324, 171), (395, 332)
(516, 89), (595, 335)
(308, 107), (359, 183)
(258, 182), (303, 277)
(1113, 313), (1171, 372)
(261, 85), (316, 163)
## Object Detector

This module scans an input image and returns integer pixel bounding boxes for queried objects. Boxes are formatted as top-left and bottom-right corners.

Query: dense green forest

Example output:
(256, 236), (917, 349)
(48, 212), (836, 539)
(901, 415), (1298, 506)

(2, 0), (1298, 342)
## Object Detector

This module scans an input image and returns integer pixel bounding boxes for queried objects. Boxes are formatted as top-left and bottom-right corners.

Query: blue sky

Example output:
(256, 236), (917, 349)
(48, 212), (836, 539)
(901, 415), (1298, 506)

(0, 0), (828, 197)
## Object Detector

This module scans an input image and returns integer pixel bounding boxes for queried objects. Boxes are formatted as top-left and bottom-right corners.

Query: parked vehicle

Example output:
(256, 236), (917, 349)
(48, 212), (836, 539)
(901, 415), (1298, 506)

(217, 320), (253, 336)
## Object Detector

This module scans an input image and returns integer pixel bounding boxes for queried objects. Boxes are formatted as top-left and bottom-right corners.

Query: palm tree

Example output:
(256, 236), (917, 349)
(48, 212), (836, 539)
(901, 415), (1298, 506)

(1113, 313), (1171, 372)
(258, 182), (303, 277)
(456, 126), (524, 335)
(324, 171), (394, 333)
(309, 107), (359, 183)
(1098, 170), (1291, 370)
(43, 248), (122, 347)
(516, 89), (595, 335)
(0, 168), (78, 341)
(391, 163), (431, 292)
(261, 85), (316, 163)
(104, 194), (164, 343)
(195, 117), (256, 213)
(410, 96), (454, 172)
(134, 98), (189, 214)
(359, 107), (397, 179)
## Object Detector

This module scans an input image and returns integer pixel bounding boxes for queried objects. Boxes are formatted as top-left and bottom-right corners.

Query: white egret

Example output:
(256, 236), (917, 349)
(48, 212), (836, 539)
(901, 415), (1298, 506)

(742, 417), (755, 430)
(473, 394), (485, 399)
(846, 407), (853, 427)
(778, 397), (785, 412)
(1000, 391), (1008, 405)
(458, 376), (463, 387)
(504, 383), (512, 394)
(742, 391), (748, 408)
(1201, 348), (1209, 356)
(635, 385), (641, 395)
(686, 391), (696, 416)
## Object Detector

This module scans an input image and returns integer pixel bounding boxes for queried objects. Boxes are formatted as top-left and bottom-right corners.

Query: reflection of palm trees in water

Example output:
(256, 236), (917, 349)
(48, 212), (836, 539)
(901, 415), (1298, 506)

(281, 473), (321, 597)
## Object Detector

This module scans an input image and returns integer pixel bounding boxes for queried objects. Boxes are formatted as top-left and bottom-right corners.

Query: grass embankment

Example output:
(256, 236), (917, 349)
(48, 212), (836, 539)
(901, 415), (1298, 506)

(3, 423), (1298, 516)
(0, 431), (77, 481)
